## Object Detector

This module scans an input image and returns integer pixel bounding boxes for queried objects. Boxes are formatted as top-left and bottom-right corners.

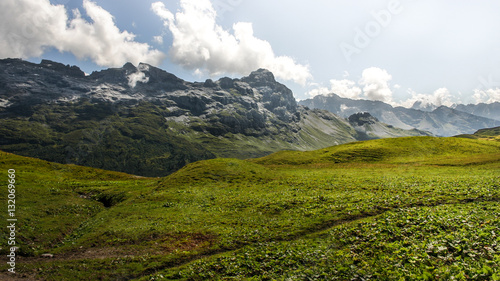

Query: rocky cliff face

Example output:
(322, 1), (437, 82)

(0, 59), (430, 176)
(348, 112), (379, 126)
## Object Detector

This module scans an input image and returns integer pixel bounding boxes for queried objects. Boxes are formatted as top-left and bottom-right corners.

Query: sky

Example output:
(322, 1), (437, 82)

(1, 0), (500, 107)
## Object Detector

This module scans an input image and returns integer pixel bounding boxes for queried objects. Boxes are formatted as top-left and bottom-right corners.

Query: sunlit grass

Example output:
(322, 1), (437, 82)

(0, 136), (499, 280)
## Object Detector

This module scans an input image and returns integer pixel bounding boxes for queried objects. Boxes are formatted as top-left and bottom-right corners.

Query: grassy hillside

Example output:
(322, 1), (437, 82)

(456, 126), (500, 141)
(1, 136), (499, 280)
(253, 136), (500, 166)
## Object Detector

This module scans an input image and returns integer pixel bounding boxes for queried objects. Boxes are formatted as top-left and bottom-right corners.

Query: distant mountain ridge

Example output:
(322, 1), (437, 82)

(300, 93), (500, 137)
(0, 59), (429, 176)
(453, 103), (500, 121)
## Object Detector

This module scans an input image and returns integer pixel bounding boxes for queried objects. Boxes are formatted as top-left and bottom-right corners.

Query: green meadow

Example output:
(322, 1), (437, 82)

(1, 136), (499, 280)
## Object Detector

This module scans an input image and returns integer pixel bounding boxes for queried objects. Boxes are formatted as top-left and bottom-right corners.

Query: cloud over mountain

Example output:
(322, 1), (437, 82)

(474, 88), (500, 104)
(307, 66), (500, 108)
(360, 67), (393, 103)
(306, 67), (393, 103)
(306, 79), (362, 100)
(151, 0), (312, 85)
(0, 0), (165, 67)
(401, 88), (454, 109)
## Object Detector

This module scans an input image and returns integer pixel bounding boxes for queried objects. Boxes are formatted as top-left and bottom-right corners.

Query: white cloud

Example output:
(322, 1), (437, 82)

(305, 86), (330, 98)
(305, 67), (475, 109)
(306, 79), (361, 99)
(127, 71), (149, 88)
(359, 67), (393, 103)
(473, 88), (500, 104)
(153, 35), (164, 45)
(400, 88), (454, 108)
(330, 79), (362, 99)
(428, 87), (454, 106)
(306, 68), (390, 101)
(127, 64), (150, 88)
(340, 104), (355, 113)
(0, 0), (165, 67)
(151, 0), (312, 85)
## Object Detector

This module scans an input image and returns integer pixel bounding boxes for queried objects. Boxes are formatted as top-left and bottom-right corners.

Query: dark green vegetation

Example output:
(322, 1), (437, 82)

(1, 136), (499, 280)
(0, 101), (215, 177)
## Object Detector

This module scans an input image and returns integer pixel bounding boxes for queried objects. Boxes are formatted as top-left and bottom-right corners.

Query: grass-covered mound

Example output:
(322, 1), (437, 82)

(0, 136), (499, 280)
(253, 136), (500, 166)
(160, 158), (279, 188)
(456, 126), (500, 141)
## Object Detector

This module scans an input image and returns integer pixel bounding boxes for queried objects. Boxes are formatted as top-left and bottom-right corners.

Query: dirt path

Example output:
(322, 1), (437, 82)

(8, 198), (498, 280)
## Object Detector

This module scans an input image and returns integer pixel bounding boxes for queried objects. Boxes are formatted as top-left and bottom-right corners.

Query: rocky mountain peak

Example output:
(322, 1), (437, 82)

(86, 62), (186, 91)
(135, 63), (185, 88)
(241, 69), (298, 116)
(122, 62), (137, 72)
(241, 69), (276, 86)
(39, 59), (86, 78)
(348, 112), (379, 126)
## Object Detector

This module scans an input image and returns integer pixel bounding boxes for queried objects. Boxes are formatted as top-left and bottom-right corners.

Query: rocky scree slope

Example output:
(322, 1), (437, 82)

(0, 59), (429, 176)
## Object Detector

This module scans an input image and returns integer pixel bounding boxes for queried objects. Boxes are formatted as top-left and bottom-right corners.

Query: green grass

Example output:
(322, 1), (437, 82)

(0, 136), (499, 280)
(253, 136), (500, 165)
(168, 202), (500, 280)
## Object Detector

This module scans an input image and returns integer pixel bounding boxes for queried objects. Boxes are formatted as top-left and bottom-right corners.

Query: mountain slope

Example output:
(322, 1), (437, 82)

(300, 94), (500, 136)
(347, 112), (431, 140)
(0, 59), (428, 176)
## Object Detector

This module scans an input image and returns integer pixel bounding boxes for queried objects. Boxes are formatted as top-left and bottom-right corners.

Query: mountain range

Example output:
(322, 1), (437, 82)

(0, 59), (429, 176)
(0, 59), (499, 279)
(299, 94), (500, 137)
